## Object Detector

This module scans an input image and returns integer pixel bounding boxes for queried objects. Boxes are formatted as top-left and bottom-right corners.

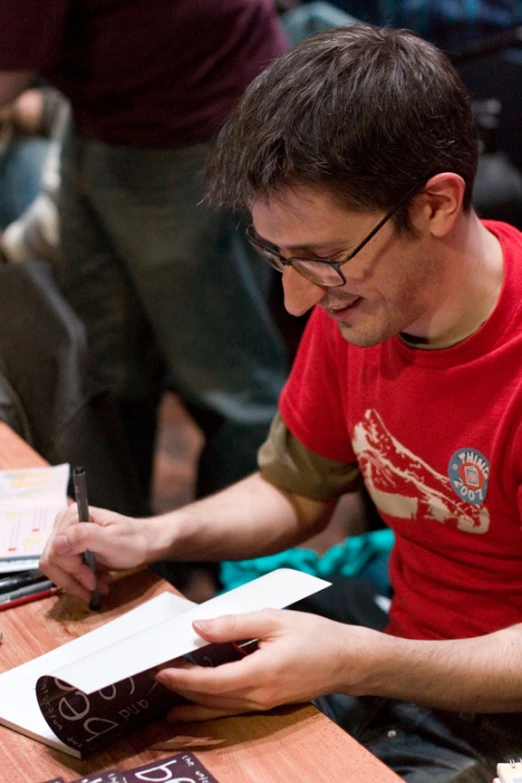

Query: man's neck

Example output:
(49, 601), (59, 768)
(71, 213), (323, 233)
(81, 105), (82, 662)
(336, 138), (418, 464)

(400, 215), (504, 350)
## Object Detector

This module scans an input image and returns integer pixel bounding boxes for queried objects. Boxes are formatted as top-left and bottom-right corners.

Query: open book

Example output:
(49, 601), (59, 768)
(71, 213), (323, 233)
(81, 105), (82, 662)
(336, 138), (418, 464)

(0, 568), (329, 759)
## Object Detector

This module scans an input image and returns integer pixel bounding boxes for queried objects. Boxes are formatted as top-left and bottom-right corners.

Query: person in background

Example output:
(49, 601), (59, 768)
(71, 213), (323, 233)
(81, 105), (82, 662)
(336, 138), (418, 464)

(298, 0), (522, 175)
(302, 0), (522, 49)
(281, 1), (522, 228)
(0, 1), (289, 514)
(0, 87), (63, 232)
(41, 24), (522, 783)
(0, 94), (145, 518)
(0, 86), (69, 263)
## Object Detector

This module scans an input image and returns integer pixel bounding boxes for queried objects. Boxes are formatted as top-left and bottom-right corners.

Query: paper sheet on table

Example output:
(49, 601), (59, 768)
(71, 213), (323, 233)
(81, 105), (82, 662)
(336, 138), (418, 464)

(0, 464), (69, 560)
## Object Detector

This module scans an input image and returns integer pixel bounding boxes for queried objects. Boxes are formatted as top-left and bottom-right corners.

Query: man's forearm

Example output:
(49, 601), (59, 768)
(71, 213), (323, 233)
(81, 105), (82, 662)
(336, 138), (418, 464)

(144, 472), (336, 564)
(352, 622), (522, 713)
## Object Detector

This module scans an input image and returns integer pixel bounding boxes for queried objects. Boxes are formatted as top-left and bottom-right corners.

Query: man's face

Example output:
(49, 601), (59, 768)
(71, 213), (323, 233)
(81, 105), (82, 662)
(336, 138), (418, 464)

(251, 185), (442, 347)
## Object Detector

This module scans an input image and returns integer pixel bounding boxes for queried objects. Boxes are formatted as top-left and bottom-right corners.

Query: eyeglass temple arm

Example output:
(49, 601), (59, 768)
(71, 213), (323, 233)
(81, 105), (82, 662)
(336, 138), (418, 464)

(345, 180), (422, 259)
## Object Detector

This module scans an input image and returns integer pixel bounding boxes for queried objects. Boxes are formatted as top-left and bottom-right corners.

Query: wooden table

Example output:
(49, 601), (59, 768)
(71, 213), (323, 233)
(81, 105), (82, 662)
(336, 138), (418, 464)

(0, 422), (402, 783)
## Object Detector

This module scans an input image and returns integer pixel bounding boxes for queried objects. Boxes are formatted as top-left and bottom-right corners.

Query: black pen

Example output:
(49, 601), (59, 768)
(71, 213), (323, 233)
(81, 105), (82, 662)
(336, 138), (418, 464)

(0, 570), (47, 595)
(72, 466), (101, 611)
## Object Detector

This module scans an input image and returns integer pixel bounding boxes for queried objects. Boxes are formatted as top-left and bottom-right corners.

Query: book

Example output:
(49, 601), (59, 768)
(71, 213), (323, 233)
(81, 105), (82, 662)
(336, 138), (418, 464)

(0, 568), (329, 759)
(0, 464), (69, 564)
(35, 750), (220, 783)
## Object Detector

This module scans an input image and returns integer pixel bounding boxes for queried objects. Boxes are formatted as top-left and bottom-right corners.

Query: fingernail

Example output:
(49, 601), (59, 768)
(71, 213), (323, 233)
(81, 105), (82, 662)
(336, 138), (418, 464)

(193, 618), (213, 633)
(54, 534), (71, 553)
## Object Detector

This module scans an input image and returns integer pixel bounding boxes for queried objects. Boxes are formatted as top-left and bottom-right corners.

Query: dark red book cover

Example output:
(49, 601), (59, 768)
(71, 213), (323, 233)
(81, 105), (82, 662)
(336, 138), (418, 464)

(35, 640), (256, 757)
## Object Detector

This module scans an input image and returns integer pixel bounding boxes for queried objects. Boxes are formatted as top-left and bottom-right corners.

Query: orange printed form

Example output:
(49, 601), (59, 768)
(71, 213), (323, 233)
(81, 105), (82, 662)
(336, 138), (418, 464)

(0, 464), (69, 572)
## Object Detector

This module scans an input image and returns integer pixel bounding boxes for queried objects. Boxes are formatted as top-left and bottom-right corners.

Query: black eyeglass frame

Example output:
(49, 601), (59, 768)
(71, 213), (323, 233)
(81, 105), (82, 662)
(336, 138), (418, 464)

(246, 179), (424, 288)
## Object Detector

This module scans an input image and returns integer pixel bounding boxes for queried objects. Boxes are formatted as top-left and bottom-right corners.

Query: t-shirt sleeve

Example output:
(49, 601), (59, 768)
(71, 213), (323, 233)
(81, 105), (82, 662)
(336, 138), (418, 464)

(258, 411), (360, 500)
(279, 307), (357, 463)
(0, 1), (68, 71)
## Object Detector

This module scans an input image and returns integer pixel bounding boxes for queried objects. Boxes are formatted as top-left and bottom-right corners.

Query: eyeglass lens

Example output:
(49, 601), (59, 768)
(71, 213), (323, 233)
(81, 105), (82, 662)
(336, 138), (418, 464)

(254, 246), (344, 287)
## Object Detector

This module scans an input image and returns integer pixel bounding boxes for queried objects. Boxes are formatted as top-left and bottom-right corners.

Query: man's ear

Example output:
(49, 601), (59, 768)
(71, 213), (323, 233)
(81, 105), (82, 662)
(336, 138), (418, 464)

(414, 173), (466, 238)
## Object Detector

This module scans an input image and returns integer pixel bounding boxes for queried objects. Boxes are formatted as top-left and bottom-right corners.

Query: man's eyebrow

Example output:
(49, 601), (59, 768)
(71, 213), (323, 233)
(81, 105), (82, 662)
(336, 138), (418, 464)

(253, 228), (350, 255)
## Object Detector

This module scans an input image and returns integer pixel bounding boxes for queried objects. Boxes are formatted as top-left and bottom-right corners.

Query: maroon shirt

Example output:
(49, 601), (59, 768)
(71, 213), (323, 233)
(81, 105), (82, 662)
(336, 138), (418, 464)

(0, 0), (287, 146)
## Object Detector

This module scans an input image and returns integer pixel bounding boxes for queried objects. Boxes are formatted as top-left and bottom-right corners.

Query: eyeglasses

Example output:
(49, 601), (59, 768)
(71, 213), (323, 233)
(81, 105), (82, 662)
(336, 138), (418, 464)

(246, 180), (423, 288)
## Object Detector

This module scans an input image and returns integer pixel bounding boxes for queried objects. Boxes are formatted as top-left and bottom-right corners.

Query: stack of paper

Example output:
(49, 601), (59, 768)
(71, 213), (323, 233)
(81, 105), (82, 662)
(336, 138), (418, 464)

(0, 464), (69, 573)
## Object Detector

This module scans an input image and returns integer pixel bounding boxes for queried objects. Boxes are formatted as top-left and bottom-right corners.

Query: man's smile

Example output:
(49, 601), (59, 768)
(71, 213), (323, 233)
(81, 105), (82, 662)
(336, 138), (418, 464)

(323, 296), (364, 320)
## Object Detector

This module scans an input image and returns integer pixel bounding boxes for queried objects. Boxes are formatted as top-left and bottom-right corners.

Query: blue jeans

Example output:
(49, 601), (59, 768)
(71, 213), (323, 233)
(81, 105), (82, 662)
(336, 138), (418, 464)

(315, 694), (521, 782)
(56, 130), (288, 500)
(0, 134), (50, 229)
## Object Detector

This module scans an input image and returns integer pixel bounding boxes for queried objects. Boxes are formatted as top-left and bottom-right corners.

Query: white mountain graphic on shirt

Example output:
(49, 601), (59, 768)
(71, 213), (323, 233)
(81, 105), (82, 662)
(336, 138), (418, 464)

(351, 409), (490, 534)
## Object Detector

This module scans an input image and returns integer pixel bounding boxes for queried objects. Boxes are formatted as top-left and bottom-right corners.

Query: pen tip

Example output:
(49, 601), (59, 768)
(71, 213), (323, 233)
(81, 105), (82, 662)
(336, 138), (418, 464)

(89, 595), (101, 612)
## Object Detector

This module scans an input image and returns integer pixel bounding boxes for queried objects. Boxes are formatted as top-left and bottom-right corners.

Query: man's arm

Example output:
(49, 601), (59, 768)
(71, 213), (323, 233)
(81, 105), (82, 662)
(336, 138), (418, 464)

(359, 621), (522, 712)
(40, 472), (336, 603)
(152, 472), (337, 562)
(0, 71), (35, 105)
(158, 610), (522, 721)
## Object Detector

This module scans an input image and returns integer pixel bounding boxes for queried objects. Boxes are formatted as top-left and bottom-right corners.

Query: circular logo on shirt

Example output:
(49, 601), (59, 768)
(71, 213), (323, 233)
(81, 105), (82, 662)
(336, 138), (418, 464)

(448, 449), (489, 504)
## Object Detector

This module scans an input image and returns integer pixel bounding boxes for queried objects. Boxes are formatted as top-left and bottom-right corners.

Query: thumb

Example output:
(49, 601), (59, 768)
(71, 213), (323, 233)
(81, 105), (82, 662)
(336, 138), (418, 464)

(52, 521), (102, 556)
(192, 608), (281, 643)
(53, 531), (74, 554)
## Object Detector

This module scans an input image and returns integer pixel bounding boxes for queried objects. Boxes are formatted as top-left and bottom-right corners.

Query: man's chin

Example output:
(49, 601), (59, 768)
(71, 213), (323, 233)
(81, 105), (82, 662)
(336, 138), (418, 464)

(337, 320), (395, 348)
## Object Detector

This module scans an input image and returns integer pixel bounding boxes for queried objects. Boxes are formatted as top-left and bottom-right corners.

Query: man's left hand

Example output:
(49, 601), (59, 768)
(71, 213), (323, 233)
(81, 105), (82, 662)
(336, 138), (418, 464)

(155, 608), (379, 722)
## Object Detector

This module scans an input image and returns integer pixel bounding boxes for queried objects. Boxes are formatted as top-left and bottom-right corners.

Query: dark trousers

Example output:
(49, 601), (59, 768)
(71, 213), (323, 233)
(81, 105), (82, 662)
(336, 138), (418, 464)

(292, 577), (521, 783)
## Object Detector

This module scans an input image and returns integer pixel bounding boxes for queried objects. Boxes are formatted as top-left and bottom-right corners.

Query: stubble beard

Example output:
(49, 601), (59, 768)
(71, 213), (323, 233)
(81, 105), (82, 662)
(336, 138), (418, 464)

(337, 318), (401, 347)
(335, 242), (438, 348)
(335, 294), (429, 348)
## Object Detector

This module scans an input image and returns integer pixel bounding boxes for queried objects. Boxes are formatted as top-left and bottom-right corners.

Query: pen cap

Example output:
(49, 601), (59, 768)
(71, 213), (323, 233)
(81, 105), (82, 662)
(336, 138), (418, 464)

(72, 465), (90, 523)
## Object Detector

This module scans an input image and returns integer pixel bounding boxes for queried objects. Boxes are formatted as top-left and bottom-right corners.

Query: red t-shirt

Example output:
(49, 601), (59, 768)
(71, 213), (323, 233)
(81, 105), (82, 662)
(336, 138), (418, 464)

(0, 0), (287, 146)
(280, 221), (522, 641)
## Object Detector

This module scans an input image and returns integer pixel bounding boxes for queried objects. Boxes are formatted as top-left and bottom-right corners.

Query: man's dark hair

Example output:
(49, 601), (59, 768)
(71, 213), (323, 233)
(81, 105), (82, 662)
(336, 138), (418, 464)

(206, 24), (478, 230)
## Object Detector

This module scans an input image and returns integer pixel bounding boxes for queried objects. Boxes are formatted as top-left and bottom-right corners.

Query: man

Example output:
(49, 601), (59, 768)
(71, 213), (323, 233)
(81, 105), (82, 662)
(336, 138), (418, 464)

(0, 0), (289, 505)
(40, 25), (522, 783)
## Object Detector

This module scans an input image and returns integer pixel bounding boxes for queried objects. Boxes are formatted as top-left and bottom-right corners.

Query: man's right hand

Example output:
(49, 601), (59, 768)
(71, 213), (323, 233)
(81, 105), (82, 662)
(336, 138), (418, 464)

(39, 505), (155, 604)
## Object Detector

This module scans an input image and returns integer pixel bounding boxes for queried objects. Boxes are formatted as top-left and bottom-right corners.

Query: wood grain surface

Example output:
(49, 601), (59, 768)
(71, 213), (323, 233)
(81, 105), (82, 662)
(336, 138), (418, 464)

(0, 423), (402, 783)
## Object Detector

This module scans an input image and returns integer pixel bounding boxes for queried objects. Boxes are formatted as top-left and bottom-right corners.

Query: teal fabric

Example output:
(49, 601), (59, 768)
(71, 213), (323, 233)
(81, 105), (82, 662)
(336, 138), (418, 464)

(281, 2), (357, 46)
(219, 528), (394, 594)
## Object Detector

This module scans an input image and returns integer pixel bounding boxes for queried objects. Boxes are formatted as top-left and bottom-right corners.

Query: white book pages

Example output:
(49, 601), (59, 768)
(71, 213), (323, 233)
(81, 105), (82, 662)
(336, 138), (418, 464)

(53, 569), (330, 694)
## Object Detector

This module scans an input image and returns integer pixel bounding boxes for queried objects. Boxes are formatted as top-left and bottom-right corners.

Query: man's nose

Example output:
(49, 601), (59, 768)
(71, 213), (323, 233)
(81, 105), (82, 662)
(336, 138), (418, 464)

(282, 266), (325, 316)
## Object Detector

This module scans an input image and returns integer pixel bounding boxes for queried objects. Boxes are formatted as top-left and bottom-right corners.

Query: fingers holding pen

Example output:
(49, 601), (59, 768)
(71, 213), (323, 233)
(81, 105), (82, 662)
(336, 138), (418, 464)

(40, 503), (150, 596)
(43, 505), (98, 558)
(41, 561), (102, 605)
(50, 507), (103, 558)
(39, 511), (111, 603)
